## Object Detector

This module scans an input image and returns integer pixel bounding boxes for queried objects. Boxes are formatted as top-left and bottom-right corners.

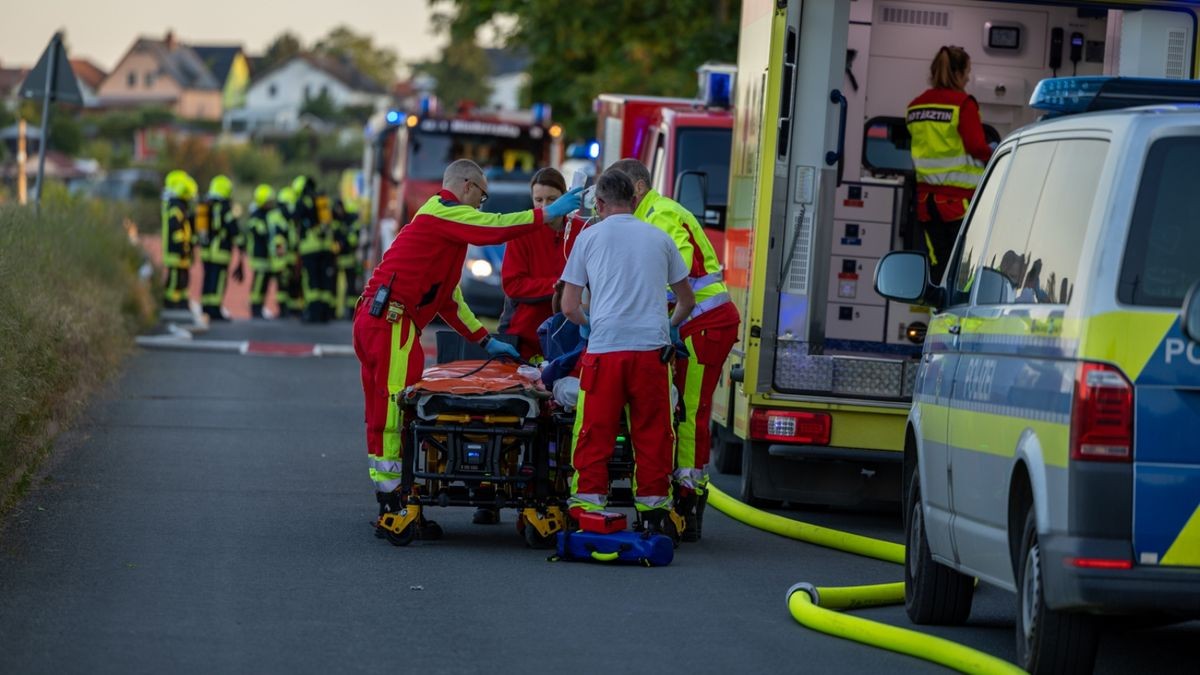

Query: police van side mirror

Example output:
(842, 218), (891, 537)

(1183, 281), (1200, 342)
(875, 251), (932, 304)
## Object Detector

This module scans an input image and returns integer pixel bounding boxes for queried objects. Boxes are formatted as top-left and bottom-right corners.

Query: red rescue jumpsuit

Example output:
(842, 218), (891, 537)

(353, 190), (544, 494)
(501, 225), (565, 359)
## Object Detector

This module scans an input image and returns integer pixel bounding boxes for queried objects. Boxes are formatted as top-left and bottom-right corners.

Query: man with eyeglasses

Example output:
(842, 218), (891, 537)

(354, 158), (582, 537)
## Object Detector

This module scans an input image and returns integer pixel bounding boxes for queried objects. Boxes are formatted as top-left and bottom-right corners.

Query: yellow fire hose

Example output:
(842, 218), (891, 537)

(707, 485), (1023, 675)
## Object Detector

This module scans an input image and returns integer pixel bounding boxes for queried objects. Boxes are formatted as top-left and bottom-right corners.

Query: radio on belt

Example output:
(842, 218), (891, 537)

(368, 272), (396, 318)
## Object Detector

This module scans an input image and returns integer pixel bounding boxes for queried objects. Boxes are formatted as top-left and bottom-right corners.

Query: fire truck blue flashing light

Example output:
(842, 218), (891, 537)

(588, 142), (600, 159)
(532, 102), (552, 126)
(385, 110), (401, 125)
(703, 71), (733, 109)
(1030, 76), (1200, 116)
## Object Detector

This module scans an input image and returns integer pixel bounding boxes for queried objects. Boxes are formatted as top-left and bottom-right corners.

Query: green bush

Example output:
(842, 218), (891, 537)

(0, 196), (156, 510)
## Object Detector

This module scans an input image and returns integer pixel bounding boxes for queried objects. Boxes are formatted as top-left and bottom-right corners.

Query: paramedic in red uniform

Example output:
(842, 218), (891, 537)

(501, 168), (569, 360)
(560, 169), (695, 540)
(354, 159), (581, 532)
(906, 45), (993, 284)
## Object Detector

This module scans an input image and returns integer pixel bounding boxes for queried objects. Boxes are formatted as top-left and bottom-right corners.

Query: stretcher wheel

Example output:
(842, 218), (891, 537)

(523, 522), (557, 550)
(386, 524), (415, 547)
(419, 520), (443, 541)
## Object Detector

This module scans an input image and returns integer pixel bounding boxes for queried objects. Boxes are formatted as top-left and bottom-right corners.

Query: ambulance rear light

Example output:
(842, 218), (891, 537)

(1070, 363), (1133, 463)
(1030, 76), (1200, 116)
(750, 409), (831, 445)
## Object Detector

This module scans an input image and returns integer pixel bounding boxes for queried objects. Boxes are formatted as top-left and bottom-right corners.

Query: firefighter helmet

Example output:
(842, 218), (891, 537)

(254, 184), (274, 206)
(209, 174), (233, 199)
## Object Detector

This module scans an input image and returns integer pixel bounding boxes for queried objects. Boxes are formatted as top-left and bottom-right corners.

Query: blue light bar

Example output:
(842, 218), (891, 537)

(385, 110), (400, 124)
(588, 141), (600, 159)
(703, 71), (733, 109)
(1030, 76), (1200, 116)
(532, 102), (552, 125)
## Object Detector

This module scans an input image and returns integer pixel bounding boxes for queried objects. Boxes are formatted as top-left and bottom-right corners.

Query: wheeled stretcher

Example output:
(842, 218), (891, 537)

(373, 333), (651, 548)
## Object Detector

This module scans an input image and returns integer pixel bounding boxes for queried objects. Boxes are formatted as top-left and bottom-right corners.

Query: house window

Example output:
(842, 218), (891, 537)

(304, 84), (311, 99)
(320, 85), (329, 98)
(268, 83), (277, 98)
(127, 72), (137, 88)
(145, 72), (155, 87)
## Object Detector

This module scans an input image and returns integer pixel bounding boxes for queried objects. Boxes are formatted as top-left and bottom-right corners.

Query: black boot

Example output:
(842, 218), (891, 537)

(676, 492), (700, 543)
(641, 508), (681, 546)
(472, 507), (500, 525)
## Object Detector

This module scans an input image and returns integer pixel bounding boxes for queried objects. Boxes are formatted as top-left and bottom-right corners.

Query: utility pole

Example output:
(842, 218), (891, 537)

(17, 119), (28, 205)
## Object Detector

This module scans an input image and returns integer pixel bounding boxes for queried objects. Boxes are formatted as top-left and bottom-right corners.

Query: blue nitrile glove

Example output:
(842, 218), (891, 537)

(544, 187), (584, 220)
(484, 335), (520, 360)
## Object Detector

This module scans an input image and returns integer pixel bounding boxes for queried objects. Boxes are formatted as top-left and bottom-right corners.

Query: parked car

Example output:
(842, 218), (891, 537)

(460, 181), (533, 318)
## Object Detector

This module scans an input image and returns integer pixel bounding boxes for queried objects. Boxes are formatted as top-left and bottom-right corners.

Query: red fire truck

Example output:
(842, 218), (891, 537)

(361, 102), (563, 267)
(593, 64), (735, 259)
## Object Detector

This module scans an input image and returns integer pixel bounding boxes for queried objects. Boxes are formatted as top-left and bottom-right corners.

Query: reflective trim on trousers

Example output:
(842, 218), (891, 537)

(673, 467), (707, 490)
(370, 472), (403, 493)
(634, 495), (671, 511)
(685, 292), (732, 323)
(567, 493), (607, 512)
(369, 458), (403, 474)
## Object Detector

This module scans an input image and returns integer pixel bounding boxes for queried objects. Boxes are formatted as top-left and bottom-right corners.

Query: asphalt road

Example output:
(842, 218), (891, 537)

(0, 319), (1195, 674)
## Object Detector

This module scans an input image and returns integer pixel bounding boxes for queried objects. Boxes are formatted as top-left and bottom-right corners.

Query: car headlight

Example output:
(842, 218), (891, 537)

(468, 259), (493, 278)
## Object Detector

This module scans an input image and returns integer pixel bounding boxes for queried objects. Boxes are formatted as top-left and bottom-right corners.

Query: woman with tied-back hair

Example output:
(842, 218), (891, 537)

(906, 46), (994, 284)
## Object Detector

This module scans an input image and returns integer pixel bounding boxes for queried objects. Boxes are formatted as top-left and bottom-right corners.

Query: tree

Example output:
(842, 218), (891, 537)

(260, 31), (302, 73)
(299, 89), (338, 121)
(313, 26), (398, 89)
(429, 0), (741, 138)
(413, 37), (492, 111)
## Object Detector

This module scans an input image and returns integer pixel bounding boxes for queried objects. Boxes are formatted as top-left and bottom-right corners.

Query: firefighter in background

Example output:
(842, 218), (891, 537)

(331, 198), (361, 320)
(294, 175), (333, 323)
(609, 159), (741, 542)
(356, 159), (581, 536)
(501, 168), (569, 360)
(197, 175), (242, 321)
(560, 169), (695, 540)
(161, 170), (195, 310)
(244, 184), (289, 318)
(906, 46), (993, 284)
(276, 186), (304, 319)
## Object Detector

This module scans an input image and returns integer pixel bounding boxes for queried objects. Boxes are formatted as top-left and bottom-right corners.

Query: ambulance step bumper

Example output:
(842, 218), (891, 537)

(767, 444), (902, 464)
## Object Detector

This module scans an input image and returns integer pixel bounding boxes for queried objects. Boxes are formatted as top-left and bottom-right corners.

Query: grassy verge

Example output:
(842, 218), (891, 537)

(0, 196), (156, 514)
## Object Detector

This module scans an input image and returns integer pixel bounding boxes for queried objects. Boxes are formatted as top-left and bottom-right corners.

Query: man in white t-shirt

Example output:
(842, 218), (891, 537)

(559, 169), (695, 540)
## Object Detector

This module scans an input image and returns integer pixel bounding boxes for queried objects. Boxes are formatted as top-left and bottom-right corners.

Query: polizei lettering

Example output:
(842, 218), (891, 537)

(907, 107), (954, 123)
(1164, 338), (1200, 366)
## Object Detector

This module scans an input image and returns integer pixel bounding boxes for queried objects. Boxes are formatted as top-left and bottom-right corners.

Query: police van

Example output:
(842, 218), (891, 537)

(874, 76), (1200, 672)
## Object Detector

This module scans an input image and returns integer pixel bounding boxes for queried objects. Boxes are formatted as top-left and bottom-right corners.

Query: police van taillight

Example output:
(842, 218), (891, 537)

(1070, 363), (1133, 462)
(750, 409), (831, 445)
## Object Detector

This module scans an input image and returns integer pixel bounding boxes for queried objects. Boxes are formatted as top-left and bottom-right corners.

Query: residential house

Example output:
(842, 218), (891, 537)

(0, 58), (106, 109)
(69, 58), (107, 107)
(193, 46), (251, 110)
(96, 31), (223, 120)
(224, 54), (389, 133)
(484, 48), (529, 112)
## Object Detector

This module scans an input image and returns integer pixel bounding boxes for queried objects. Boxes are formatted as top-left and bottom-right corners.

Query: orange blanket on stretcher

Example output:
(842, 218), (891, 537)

(407, 360), (546, 397)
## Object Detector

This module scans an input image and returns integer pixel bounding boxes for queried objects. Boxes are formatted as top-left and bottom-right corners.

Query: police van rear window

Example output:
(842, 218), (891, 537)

(1119, 137), (1200, 308)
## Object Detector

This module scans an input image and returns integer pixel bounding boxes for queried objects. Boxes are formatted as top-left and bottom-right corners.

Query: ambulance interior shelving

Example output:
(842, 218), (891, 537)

(804, 0), (1192, 359)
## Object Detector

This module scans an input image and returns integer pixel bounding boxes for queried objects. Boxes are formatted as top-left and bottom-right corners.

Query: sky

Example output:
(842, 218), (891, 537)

(0, 0), (444, 74)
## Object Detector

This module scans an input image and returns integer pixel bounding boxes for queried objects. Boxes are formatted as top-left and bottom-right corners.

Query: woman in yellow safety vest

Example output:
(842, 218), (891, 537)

(906, 46), (994, 284)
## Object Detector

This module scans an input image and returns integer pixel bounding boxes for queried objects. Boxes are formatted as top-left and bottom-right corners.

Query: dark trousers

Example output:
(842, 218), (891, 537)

(250, 269), (276, 317)
(301, 253), (330, 323)
(200, 261), (228, 319)
(919, 195), (964, 286)
(164, 267), (190, 309)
